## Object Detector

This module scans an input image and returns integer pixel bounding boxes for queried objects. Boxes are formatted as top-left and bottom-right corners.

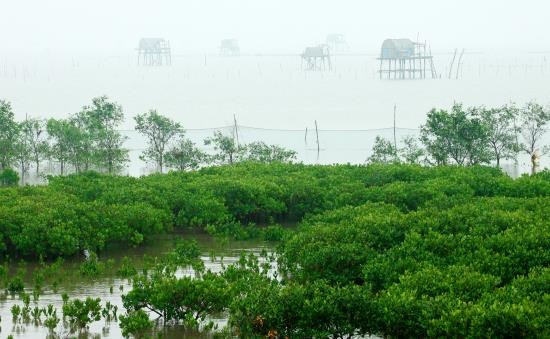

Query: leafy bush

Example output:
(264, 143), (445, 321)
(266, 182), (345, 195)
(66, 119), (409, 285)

(0, 168), (19, 186)
(62, 297), (102, 332)
(119, 310), (153, 338)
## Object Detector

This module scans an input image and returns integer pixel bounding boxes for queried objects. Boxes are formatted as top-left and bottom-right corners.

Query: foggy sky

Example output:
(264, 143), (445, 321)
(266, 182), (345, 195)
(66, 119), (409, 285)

(2, 0), (549, 55)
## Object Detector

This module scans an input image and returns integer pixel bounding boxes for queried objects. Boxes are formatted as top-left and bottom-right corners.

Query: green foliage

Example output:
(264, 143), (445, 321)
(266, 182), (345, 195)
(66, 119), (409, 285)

(46, 117), (90, 175)
(119, 310), (153, 338)
(117, 256), (138, 278)
(472, 104), (520, 167)
(0, 100), (20, 170)
(165, 137), (207, 171)
(275, 175), (550, 338)
(1, 162), (549, 337)
(79, 252), (106, 277)
(518, 101), (550, 174)
(135, 109), (183, 173)
(0, 168), (19, 186)
(368, 135), (398, 164)
(62, 297), (102, 331)
(74, 96), (129, 173)
(204, 130), (243, 165)
(2, 162), (548, 259)
(243, 141), (297, 163)
(20, 118), (49, 176)
(0, 181), (171, 258)
(123, 268), (229, 327)
(11, 304), (21, 322)
(3, 162), (537, 337)
(399, 135), (425, 164)
(43, 305), (60, 332)
(421, 103), (493, 165)
(7, 275), (25, 294)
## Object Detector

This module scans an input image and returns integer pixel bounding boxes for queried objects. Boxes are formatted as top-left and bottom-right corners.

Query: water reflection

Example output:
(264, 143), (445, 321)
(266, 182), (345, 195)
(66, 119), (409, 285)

(0, 230), (275, 338)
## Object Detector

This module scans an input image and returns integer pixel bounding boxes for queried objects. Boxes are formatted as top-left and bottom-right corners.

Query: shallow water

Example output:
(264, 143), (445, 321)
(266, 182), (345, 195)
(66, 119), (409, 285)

(0, 230), (275, 338)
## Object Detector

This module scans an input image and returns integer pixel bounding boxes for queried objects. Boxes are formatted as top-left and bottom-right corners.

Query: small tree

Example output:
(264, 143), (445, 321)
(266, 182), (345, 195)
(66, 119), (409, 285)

(47, 119), (87, 175)
(399, 136), (425, 165)
(244, 141), (297, 163)
(20, 118), (49, 176)
(472, 104), (520, 168)
(13, 126), (32, 184)
(0, 168), (19, 186)
(62, 297), (102, 332)
(165, 138), (207, 171)
(134, 110), (182, 173)
(420, 103), (492, 166)
(367, 136), (398, 164)
(204, 131), (243, 165)
(518, 101), (550, 174)
(66, 116), (94, 172)
(0, 100), (20, 170)
(76, 96), (129, 173)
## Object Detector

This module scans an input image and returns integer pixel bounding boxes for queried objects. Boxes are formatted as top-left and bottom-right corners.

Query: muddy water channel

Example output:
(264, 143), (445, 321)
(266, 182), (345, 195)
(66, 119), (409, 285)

(0, 230), (276, 338)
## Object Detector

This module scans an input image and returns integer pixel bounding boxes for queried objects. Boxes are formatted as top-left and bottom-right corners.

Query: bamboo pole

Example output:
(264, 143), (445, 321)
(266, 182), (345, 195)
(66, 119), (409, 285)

(314, 120), (320, 161)
(393, 105), (397, 150)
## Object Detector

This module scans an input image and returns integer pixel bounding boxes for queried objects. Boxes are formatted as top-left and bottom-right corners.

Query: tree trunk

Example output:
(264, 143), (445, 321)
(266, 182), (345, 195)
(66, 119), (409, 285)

(20, 163), (25, 185)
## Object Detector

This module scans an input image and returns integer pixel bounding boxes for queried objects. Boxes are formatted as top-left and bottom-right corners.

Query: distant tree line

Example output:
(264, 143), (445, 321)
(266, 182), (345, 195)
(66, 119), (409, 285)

(0, 97), (297, 184)
(2, 97), (549, 185)
(368, 102), (550, 174)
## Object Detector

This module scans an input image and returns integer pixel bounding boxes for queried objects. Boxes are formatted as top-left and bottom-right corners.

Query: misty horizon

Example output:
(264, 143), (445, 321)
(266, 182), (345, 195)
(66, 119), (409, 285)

(2, 0), (550, 55)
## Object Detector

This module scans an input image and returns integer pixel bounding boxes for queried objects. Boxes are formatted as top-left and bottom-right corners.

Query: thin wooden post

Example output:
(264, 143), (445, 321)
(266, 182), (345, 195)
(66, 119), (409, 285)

(393, 105), (397, 150)
(448, 48), (458, 79)
(455, 48), (465, 79)
(423, 41), (427, 79)
(233, 114), (239, 147)
(314, 120), (320, 161)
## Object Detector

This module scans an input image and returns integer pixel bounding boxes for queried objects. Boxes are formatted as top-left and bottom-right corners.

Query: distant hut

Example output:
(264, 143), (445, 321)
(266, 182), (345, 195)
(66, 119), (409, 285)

(220, 39), (240, 56)
(326, 34), (348, 52)
(137, 38), (172, 66)
(378, 38), (436, 79)
(301, 44), (331, 71)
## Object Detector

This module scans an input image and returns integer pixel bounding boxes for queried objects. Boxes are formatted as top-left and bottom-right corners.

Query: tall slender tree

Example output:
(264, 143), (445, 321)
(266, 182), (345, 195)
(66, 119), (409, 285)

(518, 101), (550, 174)
(14, 124), (32, 184)
(20, 118), (49, 176)
(134, 110), (182, 173)
(46, 118), (86, 175)
(472, 105), (520, 168)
